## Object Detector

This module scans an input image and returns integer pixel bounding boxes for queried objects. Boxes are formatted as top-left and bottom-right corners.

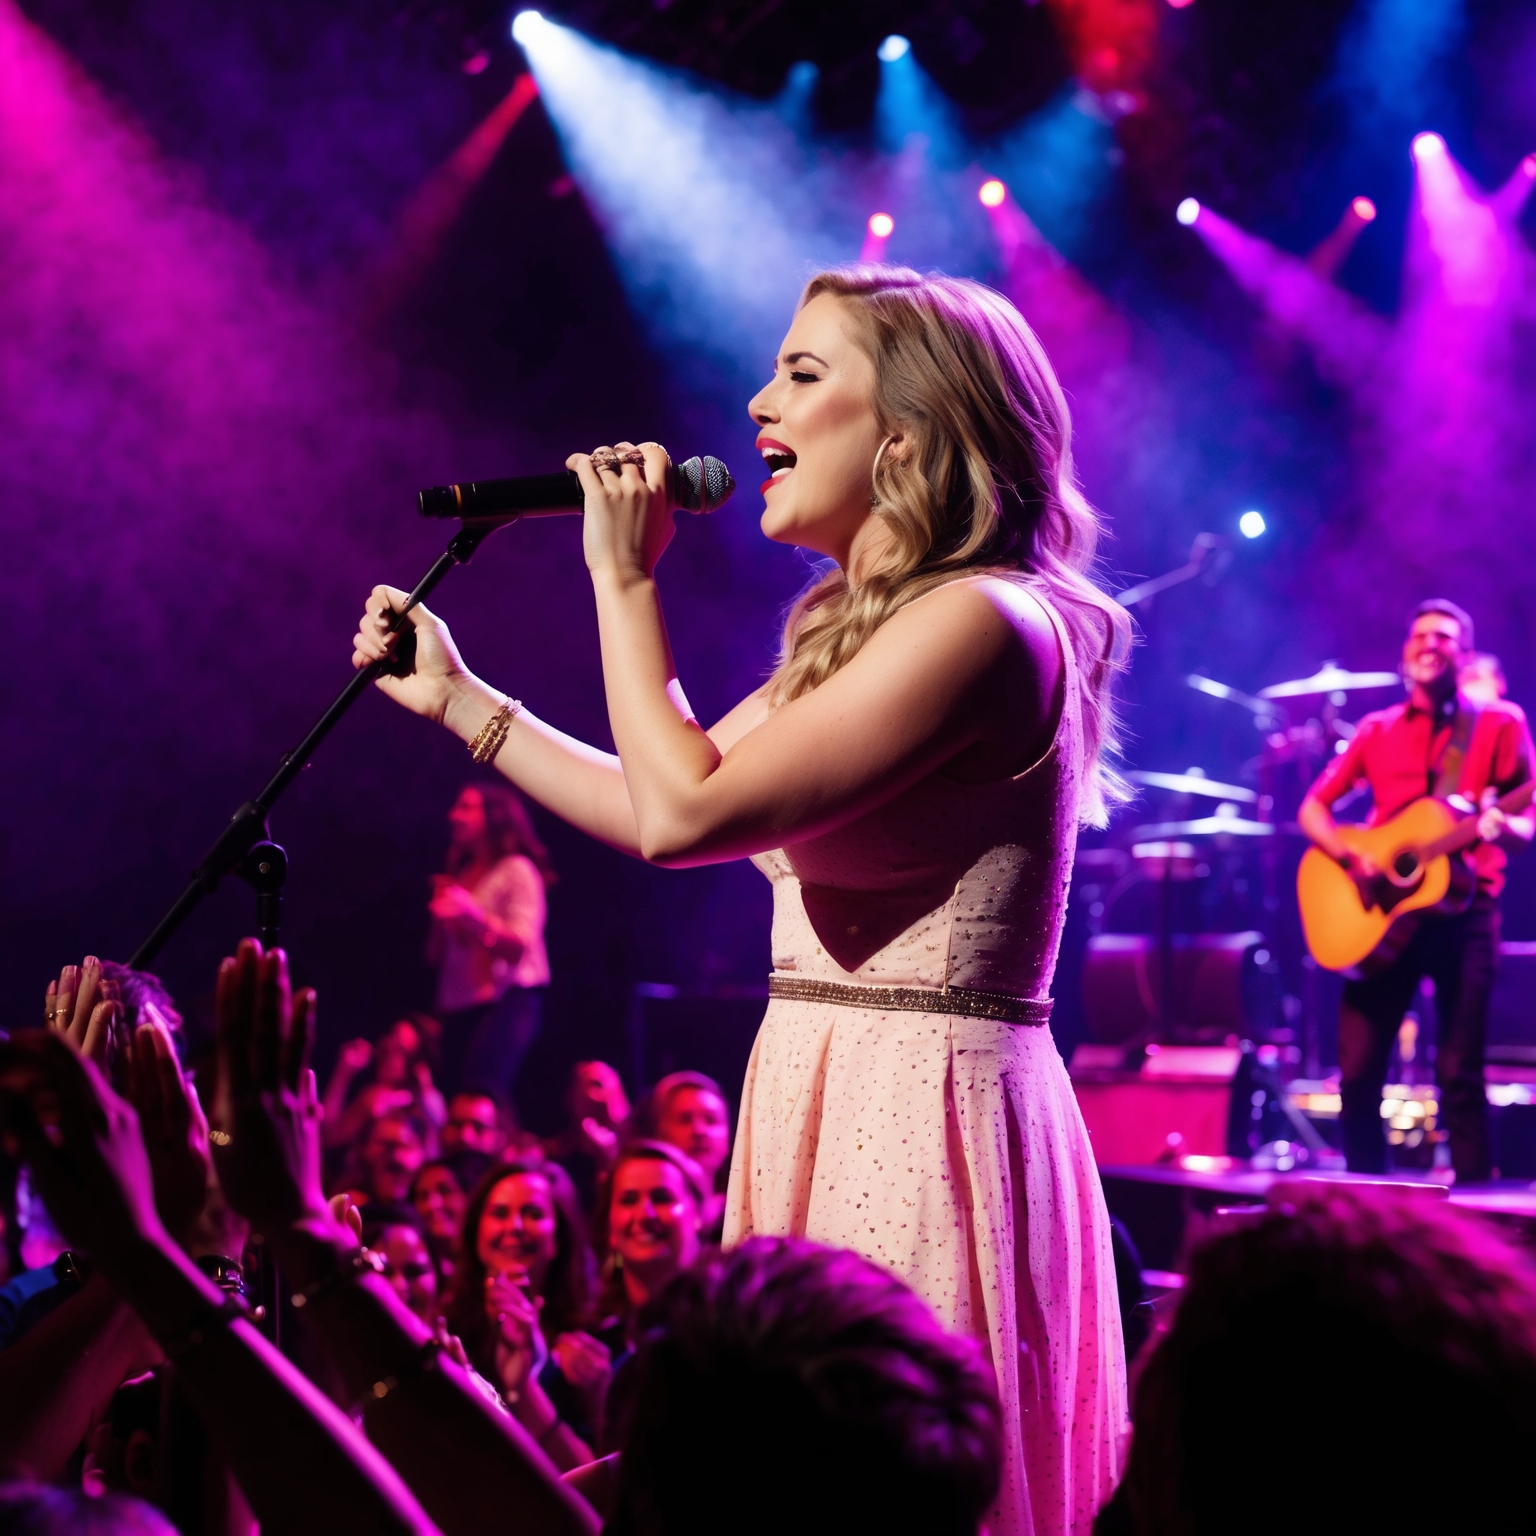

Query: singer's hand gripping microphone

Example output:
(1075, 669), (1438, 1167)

(418, 455), (735, 521)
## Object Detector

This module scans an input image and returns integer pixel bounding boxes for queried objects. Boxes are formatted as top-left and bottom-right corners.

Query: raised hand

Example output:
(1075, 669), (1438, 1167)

(336, 1038), (373, 1078)
(0, 1032), (168, 1268)
(210, 939), (329, 1236)
(44, 958), (127, 1076)
(351, 585), (474, 725)
(428, 876), (483, 926)
(551, 1331), (613, 1404)
(577, 1116), (619, 1163)
(125, 1018), (214, 1245)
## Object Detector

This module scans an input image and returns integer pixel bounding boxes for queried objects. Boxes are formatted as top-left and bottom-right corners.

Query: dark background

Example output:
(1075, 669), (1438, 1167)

(3, 0), (1533, 1128)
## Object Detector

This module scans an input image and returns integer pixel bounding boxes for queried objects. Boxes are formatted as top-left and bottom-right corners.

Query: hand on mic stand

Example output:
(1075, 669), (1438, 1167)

(350, 587), (472, 729)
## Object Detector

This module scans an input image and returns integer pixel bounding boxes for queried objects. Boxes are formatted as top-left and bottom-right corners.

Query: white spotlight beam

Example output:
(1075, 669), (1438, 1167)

(515, 20), (847, 374)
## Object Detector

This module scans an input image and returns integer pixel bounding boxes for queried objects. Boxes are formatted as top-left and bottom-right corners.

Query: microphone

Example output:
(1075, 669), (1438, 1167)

(418, 455), (735, 522)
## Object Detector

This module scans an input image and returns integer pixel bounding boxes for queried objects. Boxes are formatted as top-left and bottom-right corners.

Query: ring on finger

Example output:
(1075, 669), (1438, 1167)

(591, 449), (620, 472)
(615, 448), (645, 468)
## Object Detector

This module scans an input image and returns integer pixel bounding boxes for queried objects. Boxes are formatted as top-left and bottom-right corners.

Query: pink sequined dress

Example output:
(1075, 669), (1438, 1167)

(722, 589), (1128, 1536)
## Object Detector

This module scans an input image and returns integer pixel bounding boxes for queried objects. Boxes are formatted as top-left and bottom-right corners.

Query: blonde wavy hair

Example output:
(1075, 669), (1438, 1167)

(767, 265), (1131, 825)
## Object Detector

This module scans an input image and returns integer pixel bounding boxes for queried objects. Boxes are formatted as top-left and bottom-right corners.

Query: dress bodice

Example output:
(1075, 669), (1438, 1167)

(750, 590), (1084, 1003)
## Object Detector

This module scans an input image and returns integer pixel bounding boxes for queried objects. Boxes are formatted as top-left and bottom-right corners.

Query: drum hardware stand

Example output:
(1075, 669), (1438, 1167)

(129, 516), (509, 969)
(1115, 533), (1231, 610)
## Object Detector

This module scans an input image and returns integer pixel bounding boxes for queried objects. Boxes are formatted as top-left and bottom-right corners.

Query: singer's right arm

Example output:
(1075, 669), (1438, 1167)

(352, 585), (643, 855)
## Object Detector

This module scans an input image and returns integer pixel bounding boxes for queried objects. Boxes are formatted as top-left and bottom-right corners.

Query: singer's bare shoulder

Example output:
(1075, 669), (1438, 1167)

(706, 686), (774, 754)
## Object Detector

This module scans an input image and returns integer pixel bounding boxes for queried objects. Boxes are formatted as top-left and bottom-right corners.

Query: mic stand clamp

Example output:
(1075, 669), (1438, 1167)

(241, 837), (288, 952)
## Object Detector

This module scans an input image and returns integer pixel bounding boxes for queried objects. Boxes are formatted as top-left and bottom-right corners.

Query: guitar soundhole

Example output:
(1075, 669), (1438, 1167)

(1392, 851), (1419, 882)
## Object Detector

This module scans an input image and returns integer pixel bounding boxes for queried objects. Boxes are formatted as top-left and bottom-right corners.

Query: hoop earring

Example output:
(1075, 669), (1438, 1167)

(870, 436), (894, 509)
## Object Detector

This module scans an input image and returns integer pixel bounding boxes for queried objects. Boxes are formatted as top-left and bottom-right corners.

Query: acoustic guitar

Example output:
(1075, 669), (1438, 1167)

(1297, 779), (1536, 975)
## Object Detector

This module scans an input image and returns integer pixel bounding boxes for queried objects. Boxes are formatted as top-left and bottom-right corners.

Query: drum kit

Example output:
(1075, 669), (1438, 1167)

(1077, 663), (1403, 1056)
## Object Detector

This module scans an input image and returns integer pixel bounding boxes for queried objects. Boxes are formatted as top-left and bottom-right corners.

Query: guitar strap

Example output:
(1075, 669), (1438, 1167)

(1430, 699), (1482, 802)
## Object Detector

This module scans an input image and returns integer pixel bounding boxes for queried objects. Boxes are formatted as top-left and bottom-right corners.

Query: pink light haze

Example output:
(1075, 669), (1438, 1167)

(980, 192), (1131, 387)
(1307, 198), (1379, 280)
(361, 73), (541, 323)
(1195, 206), (1386, 385)
(1193, 150), (1536, 647)
(0, 0), (483, 883)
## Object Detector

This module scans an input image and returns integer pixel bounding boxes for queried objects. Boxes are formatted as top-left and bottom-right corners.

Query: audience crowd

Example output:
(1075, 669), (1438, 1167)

(4, 920), (1536, 1532)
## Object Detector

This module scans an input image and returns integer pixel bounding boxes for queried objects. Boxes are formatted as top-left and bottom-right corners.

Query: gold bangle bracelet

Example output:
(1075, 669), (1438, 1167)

(468, 698), (521, 765)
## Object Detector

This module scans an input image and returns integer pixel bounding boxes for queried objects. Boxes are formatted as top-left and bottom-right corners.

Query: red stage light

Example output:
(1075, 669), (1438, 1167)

(868, 212), (894, 238)
(1351, 196), (1377, 222)
(978, 179), (1006, 209)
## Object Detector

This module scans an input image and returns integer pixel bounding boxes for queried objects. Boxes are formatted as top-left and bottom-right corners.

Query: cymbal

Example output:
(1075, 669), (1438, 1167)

(1133, 816), (1276, 839)
(1127, 769), (1257, 804)
(1258, 664), (1401, 700)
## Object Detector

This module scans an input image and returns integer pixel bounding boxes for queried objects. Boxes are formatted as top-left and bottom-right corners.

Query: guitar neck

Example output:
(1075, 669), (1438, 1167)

(1422, 778), (1536, 860)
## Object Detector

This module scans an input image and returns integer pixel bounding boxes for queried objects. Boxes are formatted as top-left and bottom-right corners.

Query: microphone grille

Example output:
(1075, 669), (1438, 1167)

(676, 455), (736, 513)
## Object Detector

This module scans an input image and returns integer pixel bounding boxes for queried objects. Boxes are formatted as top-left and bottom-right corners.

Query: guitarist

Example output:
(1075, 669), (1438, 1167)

(1298, 600), (1533, 1182)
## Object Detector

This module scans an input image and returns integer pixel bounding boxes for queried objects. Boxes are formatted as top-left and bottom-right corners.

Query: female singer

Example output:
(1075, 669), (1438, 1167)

(352, 266), (1130, 1535)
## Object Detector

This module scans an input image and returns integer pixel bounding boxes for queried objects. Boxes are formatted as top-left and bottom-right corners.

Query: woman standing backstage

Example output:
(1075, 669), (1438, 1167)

(430, 782), (554, 1106)
(353, 267), (1130, 1535)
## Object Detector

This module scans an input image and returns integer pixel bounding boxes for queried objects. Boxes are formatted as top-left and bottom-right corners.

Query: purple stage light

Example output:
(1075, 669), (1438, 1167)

(1309, 197), (1379, 278)
(1191, 204), (1387, 386)
(1411, 134), (1510, 308)
(859, 211), (894, 264)
(1412, 131), (1446, 161)
(978, 179), (1007, 209)
(1176, 197), (1200, 226)
(362, 73), (541, 321)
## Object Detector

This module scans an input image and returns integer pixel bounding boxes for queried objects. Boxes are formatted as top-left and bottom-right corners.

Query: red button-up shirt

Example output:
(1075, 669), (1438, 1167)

(1306, 695), (1533, 896)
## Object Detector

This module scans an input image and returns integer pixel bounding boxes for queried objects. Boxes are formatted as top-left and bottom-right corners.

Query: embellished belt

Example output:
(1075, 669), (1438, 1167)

(767, 973), (1052, 1027)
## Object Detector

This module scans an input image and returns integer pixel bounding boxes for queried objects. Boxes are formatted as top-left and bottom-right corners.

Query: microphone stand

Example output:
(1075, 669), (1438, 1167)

(129, 517), (509, 969)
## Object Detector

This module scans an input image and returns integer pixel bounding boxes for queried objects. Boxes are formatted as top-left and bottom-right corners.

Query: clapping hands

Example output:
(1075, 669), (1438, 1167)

(44, 958), (128, 1079)
(2, 983), (240, 1269)
(126, 1017), (215, 1245)
(486, 1268), (547, 1399)
(0, 1032), (171, 1272)
(210, 939), (331, 1237)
